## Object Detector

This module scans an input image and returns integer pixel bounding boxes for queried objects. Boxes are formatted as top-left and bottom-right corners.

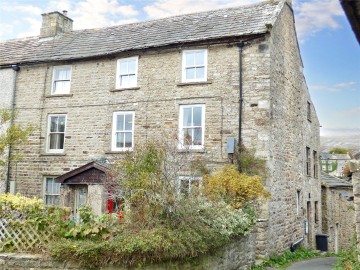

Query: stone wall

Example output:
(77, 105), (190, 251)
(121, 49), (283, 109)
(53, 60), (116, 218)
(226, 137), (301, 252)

(0, 234), (255, 270)
(350, 161), (360, 258)
(254, 1), (321, 257)
(0, 68), (15, 193)
(321, 186), (354, 252)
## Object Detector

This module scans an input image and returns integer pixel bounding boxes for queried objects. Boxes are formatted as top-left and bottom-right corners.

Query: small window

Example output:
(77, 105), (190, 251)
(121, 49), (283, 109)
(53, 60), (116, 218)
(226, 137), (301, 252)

(314, 201), (319, 223)
(52, 66), (71, 94)
(116, 57), (138, 88)
(296, 190), (301, 215)
(307, 101), (311, 121)
(178, 176), (202, 195)
(44, 177), (61, 205)
(322, 165), (326, 171)
(47, 115), (66, 153)
(313, 150), (318, 178)
(328, 165), (332, 171)
(178, 104), (205, 149)
(182, 49), (207, 82)
(306, 147), (311, 176)
(112, 111), (134, 151)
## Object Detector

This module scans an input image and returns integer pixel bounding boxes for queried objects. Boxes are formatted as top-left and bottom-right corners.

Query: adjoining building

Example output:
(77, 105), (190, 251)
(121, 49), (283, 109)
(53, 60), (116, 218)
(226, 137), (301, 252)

(321, 172), (354, 253)
(320, 152), (351, 178)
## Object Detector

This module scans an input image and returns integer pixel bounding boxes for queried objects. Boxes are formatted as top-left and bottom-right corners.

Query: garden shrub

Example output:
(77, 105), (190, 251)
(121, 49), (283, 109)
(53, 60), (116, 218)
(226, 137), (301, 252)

(203, 165), (270, 209)
(1, 142), (269, 268)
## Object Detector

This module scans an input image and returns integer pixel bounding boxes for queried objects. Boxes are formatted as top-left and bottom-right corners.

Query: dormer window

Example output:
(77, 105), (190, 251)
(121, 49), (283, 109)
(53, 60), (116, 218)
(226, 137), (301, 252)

(52, 66), (72, 95)
(182, 49), (207, 82)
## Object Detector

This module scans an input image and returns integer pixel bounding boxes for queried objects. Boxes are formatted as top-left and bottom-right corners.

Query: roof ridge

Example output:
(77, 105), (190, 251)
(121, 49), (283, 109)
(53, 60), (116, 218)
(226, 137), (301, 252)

(0, 1), (280, 65)
(81, 0), (279, 32)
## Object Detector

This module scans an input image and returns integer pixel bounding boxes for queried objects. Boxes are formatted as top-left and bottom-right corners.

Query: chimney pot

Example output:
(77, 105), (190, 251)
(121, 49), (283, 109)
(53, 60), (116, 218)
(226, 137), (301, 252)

(63, 10), (68, 16)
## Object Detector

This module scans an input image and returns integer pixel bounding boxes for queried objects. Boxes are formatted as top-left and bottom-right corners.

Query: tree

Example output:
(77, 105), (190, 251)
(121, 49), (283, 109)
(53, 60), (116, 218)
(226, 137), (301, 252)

(0, 109), (34, 191)
(328, 147), (348, 155)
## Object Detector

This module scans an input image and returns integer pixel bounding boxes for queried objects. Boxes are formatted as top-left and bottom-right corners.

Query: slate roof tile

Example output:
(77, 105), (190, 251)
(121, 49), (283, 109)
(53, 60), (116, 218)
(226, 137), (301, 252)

(321, 172), (353, 188)
(0, 1), (280, 66)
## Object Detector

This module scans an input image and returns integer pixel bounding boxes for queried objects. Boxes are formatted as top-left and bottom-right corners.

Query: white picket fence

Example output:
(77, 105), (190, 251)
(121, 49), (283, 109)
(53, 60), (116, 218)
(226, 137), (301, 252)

(0, 218), (52, 252)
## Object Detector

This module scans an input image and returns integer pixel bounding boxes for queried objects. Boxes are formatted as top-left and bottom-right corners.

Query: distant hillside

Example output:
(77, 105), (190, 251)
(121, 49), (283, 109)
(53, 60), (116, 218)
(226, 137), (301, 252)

(321, 134), (360, 153)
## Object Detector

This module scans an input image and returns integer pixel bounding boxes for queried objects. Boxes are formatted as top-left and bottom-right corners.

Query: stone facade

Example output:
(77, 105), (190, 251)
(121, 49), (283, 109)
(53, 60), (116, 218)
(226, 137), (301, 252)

(254, 2), (321, 255)
(1, 0), (320, 259)
(350, 160), (360, 259)
(0, 68), (16, 193)
(321, 177), (354, 252)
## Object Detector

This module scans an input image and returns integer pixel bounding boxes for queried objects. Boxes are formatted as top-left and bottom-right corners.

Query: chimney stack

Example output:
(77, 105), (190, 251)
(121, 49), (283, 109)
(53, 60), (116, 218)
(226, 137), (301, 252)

(40, 11), (73, 38)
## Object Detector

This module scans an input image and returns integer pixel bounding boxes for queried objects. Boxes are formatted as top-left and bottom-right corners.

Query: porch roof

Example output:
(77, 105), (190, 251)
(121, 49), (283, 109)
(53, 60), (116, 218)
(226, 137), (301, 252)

(55, 161), (111, 185)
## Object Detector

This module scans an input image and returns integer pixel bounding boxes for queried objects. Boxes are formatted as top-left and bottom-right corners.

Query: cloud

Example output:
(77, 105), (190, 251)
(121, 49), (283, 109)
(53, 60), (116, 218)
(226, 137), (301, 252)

(0, 3), (43, 39)
(0, 23), (14, 40)
(341, 107), (360, 116)
(0, 3), (42, 15)
(63, 0), (139, 30)
(144, 0), (260, 19)
(16, 17), (41, 38)
(293, 0), (344, 40)
(334, 82), (356, 88)
(310, 81), (358, 92)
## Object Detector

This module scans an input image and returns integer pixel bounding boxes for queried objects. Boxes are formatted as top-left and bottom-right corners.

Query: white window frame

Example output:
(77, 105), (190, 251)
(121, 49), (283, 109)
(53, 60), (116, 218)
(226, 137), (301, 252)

(178, 104), (205, 150)
(116, 56), (139, 89)
(51, 66), (72, 95)
(178, 176), (202, 195)
(46, 114), (67, 153)
(112, 111), (135, 151)
(182, 49), (207, 82)
(43, 176), (61, 206)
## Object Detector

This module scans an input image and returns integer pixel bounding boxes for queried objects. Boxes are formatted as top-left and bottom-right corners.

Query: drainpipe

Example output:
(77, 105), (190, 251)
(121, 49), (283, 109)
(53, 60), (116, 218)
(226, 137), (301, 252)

(5, 64), (20, 193)
(237, 42), (244, 173)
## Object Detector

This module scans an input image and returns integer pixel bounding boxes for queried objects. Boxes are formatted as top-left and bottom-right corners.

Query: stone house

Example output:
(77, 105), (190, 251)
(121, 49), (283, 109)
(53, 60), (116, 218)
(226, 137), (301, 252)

(320, 152), (351, 177)
(0, 0), (321, 258)
(321, 172), (354, 253)
(349, 160), (360, 260)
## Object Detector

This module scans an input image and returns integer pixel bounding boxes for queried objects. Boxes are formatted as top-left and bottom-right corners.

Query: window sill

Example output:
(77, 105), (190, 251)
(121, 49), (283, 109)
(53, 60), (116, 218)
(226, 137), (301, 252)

(45, 94), (73, 98)
(105, 150), (133, 154)
(177, 148), (205, 153)
(111, 87), (140, 92)
(41, 152), (66, 156)
(177, 81), (212, 86)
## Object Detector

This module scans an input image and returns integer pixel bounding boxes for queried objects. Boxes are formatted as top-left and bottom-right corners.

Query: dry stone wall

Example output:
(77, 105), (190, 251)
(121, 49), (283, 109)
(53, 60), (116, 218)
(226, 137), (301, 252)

(0, 234), (255, 269)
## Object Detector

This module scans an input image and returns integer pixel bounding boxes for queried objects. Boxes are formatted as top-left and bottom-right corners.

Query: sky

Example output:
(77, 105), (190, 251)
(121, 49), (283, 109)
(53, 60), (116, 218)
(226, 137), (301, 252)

(0, 0), (359, 138)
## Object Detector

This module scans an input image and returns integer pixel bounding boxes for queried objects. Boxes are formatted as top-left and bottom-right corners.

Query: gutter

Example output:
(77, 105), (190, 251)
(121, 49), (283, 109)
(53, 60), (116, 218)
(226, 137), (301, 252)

(236, 34), (266, 172)
(5, 64), (20, 193)
(0, 35), (266, 69)
(237, 41), (244, 173)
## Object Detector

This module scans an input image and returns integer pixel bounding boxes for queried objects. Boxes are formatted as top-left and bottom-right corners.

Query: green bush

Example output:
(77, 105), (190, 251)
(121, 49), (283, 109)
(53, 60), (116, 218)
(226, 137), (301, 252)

(49, 201), (256, 268)
(2, 142), (267, 268)
(334, 237), (360, 270)
(249, 247), (320, 270)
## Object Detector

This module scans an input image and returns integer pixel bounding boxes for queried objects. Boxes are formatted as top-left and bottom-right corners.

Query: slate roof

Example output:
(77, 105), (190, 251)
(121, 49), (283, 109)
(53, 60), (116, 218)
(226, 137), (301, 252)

(0, 1), (281, 66)
(321, 171), (352, 188)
